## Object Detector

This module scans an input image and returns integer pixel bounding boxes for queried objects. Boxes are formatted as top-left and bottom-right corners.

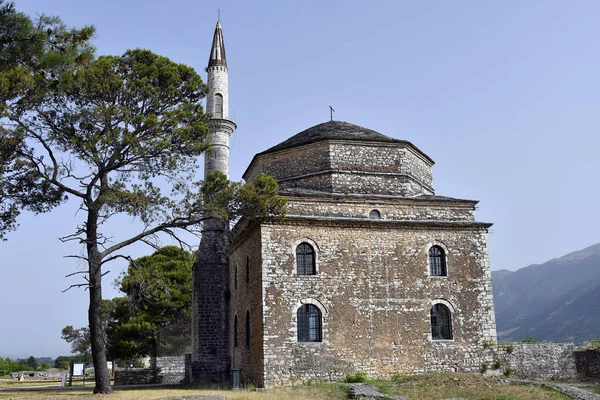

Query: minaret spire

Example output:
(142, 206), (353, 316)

(190, 18), (237, 383)
(208, 20), (227, 68)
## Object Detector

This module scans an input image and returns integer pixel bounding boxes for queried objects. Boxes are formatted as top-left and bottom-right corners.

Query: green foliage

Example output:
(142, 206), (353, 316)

(503, 368), (515, 377)
(54, 354), (89, 369)
(26, 356), (37, 370)
(483, 341), (496, 349)
(0, 356), (29, 375)
(585, 338), (600, 349)
(61, 325), (91, 358)
(480, 361), (489, 373)
(506, 344), (514, 354)
(493, 360), (503, 370)
(0, 0), (94, 240)
(521, 336), (539, 343)
(343, 371), (368, 383)
(105, 246), (194, 360)
(202, 171), (286, 221)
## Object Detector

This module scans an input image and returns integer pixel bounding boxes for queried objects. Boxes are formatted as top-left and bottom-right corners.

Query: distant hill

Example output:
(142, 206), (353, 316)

(492, 243), (600, 343)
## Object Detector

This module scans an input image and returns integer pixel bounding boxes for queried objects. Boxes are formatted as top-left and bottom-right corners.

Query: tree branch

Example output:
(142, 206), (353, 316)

(61, 283), (90, 293)
(100, 217), (206, 258)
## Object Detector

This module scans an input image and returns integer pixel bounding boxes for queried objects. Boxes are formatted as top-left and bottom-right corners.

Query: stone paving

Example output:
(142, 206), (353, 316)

(498, 379), (600, 400)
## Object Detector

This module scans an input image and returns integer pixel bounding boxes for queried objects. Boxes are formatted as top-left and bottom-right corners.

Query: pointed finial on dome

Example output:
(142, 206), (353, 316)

(208, 16), (227, 68)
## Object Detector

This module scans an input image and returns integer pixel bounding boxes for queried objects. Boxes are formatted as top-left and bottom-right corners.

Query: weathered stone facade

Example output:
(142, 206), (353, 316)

(155, 356), (186, 384)
(486, 343), (579, 380)
(229, 120), (497, 387)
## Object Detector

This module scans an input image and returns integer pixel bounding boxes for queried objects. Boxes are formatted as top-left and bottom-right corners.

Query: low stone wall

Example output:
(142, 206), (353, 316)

(155, 356), (185, 384)
(9, 370), (64, 380)
(575, 349), (600, 379)
(114, 369), (156, 385)
(487, 343), (578, 380)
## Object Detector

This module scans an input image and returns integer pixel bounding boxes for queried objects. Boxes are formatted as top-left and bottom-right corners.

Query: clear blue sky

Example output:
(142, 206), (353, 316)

(2, 0), (599, 358)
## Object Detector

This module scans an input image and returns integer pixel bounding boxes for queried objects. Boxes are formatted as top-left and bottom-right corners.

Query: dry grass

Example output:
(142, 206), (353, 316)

(0, 373), (581, 400)
(0, 379), (62, 389)
(0, 383), (348, 400)
(370, 372), (573, 400)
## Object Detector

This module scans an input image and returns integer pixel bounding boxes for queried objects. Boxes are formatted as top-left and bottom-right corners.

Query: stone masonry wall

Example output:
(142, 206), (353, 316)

(329, 142), (433, 194)
(285, 197), (476, 222)
(575, 349), (600, 378)
(258, 217), (496, 387)
(191, 218), (230, 382)
(486, 343), (578, 380)
(155, 356), (185, 384)
(114, 369), (156, 385)
(245, 141), (433, 197)
(229, 223), (264, 385)
(245, 144), (331, 187)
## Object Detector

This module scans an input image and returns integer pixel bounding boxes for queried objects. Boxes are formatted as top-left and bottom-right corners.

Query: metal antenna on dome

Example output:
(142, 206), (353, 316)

(217, 9), (220, 22)
(329, 105), (335, 121)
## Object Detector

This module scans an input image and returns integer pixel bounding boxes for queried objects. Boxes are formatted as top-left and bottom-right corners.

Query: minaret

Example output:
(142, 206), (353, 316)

(190, 19), (236, 383)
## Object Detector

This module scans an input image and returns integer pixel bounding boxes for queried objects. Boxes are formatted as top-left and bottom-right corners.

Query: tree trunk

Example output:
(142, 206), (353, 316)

(87, 210), (112, 394)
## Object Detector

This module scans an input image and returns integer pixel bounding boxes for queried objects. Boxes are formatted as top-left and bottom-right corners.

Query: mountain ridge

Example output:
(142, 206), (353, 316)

(492, 242), (600, 343)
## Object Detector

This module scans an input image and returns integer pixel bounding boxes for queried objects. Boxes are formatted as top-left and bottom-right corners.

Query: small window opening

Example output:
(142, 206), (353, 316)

(297, 304), (322, 342)
(431, 303), (453, 340)
(245, 310), (251, 348)
(369, 209), (381, 219)
(246, 256), (250, 283)
(429, 245), (447, 276)
(234, 263), (238, 290)
(296, 243), (316, 275)
(234, 315), (238, 348)
(214, 93), (223, 118)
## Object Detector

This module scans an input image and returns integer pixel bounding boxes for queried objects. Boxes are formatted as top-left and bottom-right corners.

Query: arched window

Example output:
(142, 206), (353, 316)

(430, 303), (452, 340)
(429, 245), (447, 276)
(246, 256), (250, 283)
(245, 310), (251, 348)
(297, 304), (322, 342)
(296, 243), (316, 275)
(369, 209), (381, 219)
(234, 315), (238, 348)
(214, 93), (223, 118)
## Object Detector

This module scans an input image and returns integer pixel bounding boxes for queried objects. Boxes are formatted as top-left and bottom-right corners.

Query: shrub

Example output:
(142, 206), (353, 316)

(521, 336), (539, 343)
(506, 344), (514, 354)
(480, 362), (489, 373)
(585, 338), (600, 349)
(493, 360), (503, 370)
(504, 368), (515, 377)
(483, 341), (496, 349)
(344, 371), (368, 383)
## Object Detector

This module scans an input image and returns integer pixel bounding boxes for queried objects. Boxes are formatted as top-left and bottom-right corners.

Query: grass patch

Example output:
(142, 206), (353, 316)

(343, 371), (368, 383)
(368, 372), (573, 400)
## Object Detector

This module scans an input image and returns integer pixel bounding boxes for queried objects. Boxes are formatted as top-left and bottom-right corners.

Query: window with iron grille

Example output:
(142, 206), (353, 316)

(296, 243), (316, 275)
(429, 245), (447, 276)
(234, 315), (238, 348)
(245, 310), (250, 348)
(430, 303), (452, 340)
(297, 304), (322, 342)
